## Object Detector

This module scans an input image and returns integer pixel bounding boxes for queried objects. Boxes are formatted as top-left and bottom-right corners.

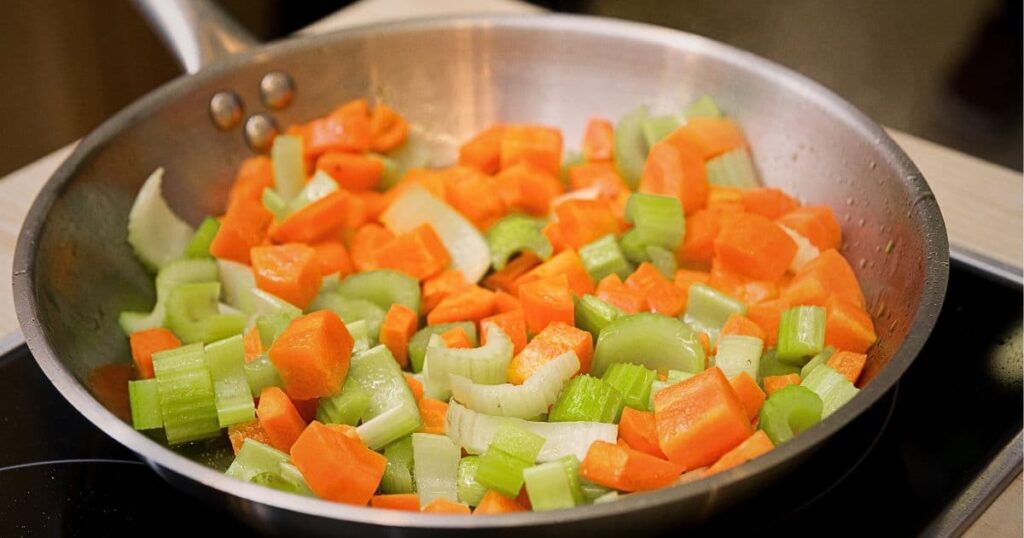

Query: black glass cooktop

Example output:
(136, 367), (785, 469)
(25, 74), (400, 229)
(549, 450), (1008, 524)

(0, 261), (1020, 537)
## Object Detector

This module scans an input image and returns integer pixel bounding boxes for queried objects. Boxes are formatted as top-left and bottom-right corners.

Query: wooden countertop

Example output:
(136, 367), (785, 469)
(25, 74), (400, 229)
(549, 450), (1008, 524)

(0, 0), (1019, 534)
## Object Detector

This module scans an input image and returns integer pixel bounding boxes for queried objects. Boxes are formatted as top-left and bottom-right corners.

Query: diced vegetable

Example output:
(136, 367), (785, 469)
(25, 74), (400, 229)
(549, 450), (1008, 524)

(613, 105), (650, 189)
(507, 322), (593, 385)
(127, 168), (195, 271)
(759, 385), (823, 444)
(243, 354), (282, 397)
(380, 436), (415, 494)
(118, 259), (218, 335)
(548, 375), (623, 423)
(578, 234), (633, 282)
(776, 306), (826, 365)
(423, 323), (513, 400)
(476, 425), (545, 498)
(408, 322), (478, 373)
(729, 372), (766, 420)
(574, 295), (624, 341)
(412, 433), (462, 507)
(714, 335), (763, 381)
(801, 364), (859, 417)
(205, 335), (256, 427)
(645, 245), (677, 279)
(758, 348), (800, 380)
(128, 378), (162, 430)
(683, 283), (746, 342)
(519, 276), (574, 335)
(601, 362), (656, 411)
(270, 134), (305, 200)
(267, 310), (354, 400)
(617, 407), (665, 458)
(450, 351), (579, 419)
(225, 438), (289, 481)
(487, 215), (553, 270)
(800, 346), (835, 379)
(290, 421), (387, 505)
(623, 192), (685, 253)
(316, 377), (370, 426)
(704, 430), (774, 476)
(256, 386), (306, 452)
(336, 269), (421, 314)
(458, 456), (488, 507)
(579, 440), (683, 491)
(682, 95), (722, 119)
(592, 313), (705, 377)
(524, 461), (578, 511)
(184, 217), (220, 259)
(357, 403), (423, 450)
(152, 343), (220, 444)
(705, 147), (759, 189)
(348, 345), (421, 432)
(642, 115), (681, 149)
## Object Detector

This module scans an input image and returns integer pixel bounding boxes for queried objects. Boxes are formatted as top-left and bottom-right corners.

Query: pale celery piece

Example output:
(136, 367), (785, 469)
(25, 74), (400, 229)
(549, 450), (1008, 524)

(287, 170), (338, 213)
(348, 345), (421, 426)
(800, 347), (836, 379)
(184, 217), (219, 259)
(476, 425), (545, 498)
(118, 258), (218, 335)
(548, 375), (624, 424)
(614, 105), (651, 189)
(682, 95), (722, 119)
(271, 134), (305, 200)
(601, 362), (656, 411)
(801, 364), (859, 417)
(126, 168), (195, 271)
(458, 456), (488, 507)
(759, 348), (800, 380)
(776, 306), (826, 365)
(714, 335), (764, 381)
(423, 323), (513, 400)
(357, 404), (422, 449)
(316, 376), (369, 426)
(648, 371), (695, 409)
(244, 354), (282, 397)
(225, 438), (289, 481)
(592, 313), (705, 377)
(574, 295), (624, 340)
(205, 334), (255, 427)
(683, 283), (746, 342)
(256, 313), (292, 349)
(559, 455), (586, 506)
(152, 343), (220, 444)
(579, 234), (633, 282)
(336, 270), (421, 314)
(705, 147), (759, 189)
(370, 153), (403, 190)
(308, 292), (385, 339)
(759, 385), (823, 445)
(623, 193), (685, 254)
(646, 245), (677, 279)
(129, 379), (163, 430)
(250, 288), (303, 320)
(217, 259), (257, 314)
(524, 461), (578, 511)
(346, 320), (372, 353)
(164, 282), (246, 344)
(487, 214), (553, 270)
(408, 322), (477, 373)
(412, 433), (461, 507)
(261, 188), (289, 222)
(381, 436), (415, 494)
(560, 150), (586, 186)
(642, 114), (681, 149)
(449, 351), (579, 419)
(580, 479), (613, 503)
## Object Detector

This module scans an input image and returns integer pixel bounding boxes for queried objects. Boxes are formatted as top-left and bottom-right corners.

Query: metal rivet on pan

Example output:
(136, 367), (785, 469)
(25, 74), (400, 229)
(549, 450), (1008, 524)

(259, 71), (295, 109)
(243, 113), (279, 152)
(209, 91), (243, 130)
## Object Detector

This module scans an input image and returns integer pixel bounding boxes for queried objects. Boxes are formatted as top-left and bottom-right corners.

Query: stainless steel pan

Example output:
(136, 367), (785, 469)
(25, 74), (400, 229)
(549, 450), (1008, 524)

(12, 1), (949, 535)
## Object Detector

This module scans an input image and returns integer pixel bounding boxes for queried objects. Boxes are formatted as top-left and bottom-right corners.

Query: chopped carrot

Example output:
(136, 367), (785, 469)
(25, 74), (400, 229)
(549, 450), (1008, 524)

(267, 310), (353, 400)
(316, 152), (383, 191)
(481, 309), (528, 355)
(482, 252), (541, 295)
(708, 264), (779, 305)
(625, 262), (687, 316)
(763, 374), (802, 395)
(382, 169), (449, 209)
(704, 430), (774, 477)
(404, 373), (424, 402)
(638, 139), (708, 215)
(228, 420), (272, 455)
(618, 407), (667, 459)
(473, 490), (527, 514)
(728, 372), (766, 421)
(349, 223), (395, 273)
(270, 190), (361, 245)
(673, 268), (711, 309)
(580, 440), (683, 492)
(256, 386), (307, 452)
(515, 249), (595, 297)
(781, 272), (829, 307)
(422, 497), (472, 514)
(519, 275), (575, 335)
(418, 398), (448, 435)
(369, 104), (408, 153)
(426, 285), (496, 326)
(581, 117), (615, 161)
(713, 213), (797, 281)
(719, 313), (767, 342)
(507, 322), (592, 384)
(440, 326), (473, 349)
(422, 269), (469, 314)
(595, 274), (647, 314)
(676, 209), (720, 264)
(568, 161), (629, 200)
(290, 421), (387, 505)
(552, 198), (622, 250)
(129, 327), (181, 379)
(541, 221), (569, 254)
(310, 240), (354, 277)
(354, 190), (387, 222)
(458, 125), (504, 174)
(373, 223), (451, 281)
(699, 333), (712, 361)
(741, 187), (800, 219)
(777, 206), (842, 251)
(662, 117), (746, 160)
(707, 185), (745, 213)
(745, 298), (791, 347)
(495, 162), (564, 216)
(825, 296), (878, 354)
(654, 367), (753, 470)
(243, 327), (263, 363)
(209, 198), (273, 264)
(499, 124), (563, 175)
(371, 493), (420, 511)
(251, 243), (323, 310)
(492, 290), (522, 313)
(228, 156), (274, 206)
(380, 304), (418, 368)
(790, 249), (866, 308)
(291, 398), (320, 423)
(304, 99), (372, 156)
(827, 350), (868, 384)
(443, 166), (508, 230)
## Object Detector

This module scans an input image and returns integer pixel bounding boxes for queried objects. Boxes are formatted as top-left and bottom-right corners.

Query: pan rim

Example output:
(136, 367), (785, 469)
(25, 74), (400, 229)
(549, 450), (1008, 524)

(12, 12), (949, 529)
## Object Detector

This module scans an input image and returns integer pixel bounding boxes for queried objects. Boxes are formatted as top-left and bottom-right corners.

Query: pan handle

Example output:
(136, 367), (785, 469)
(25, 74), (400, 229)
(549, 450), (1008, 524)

(131, 0), (259, 74)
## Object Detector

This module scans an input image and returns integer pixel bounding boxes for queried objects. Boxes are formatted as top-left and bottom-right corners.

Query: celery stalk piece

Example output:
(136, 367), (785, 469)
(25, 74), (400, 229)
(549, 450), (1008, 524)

(548, 375), (624, 423)
(381, 436), (415, 494)
(614, 105), (651, 189)
(759, 348), (800, 380)
(369, 153), (403, 190)
(800, 347), (835, 379)
(524, 461), (578, 511)
(128, 379), (163, 430)
(759, 385), (823, 445)
(476, 446), (533, 498)
(449, 351), (579, 419)
(487, 214), (553, 270)
(336, 270), (421, 314)
(642, 115), (681, 149)
(580, 479), (613, 503)
(319, 272), (341, 294)
(118, 259), (218, 335)
(683, 283), (746, 342)
(164, 282), (246, 344)
(249, 288), (302, 320)
(457, 456), (487, 507)
(647, 372), (695, 409)
(682, 95), (722, 119)
(559, 455), (586, 506)
(446, 401), (617, 462)
(578, 234), (633, 282)
(152, 343), (220, 444)
(216, 259), (256, 314)
(270, 134), (305, 200)
(261, 188), (289, 222)
(126, 168), (195, 271)
(243, 354), (282, 397)
(618, 230), (650, 264)
(256, 313), (292, 349)
(345, 320), (372, 353)
(646, 245), (677, 278)
(705, 148), (759, 189)
(381, 184), (490, 283)
(225, 438), (289, 481)
(594, 491), (620, 504)
(776, 306), (826, 365)
(601, 362), (656, 411)
(348, 345), (421, 425)
(801, 365), (859, 417)
(316, 376), (369, 426)
(489, 424), (546, 462)
(185, 217), (220, 259)
(408, 322), (477, 373)
(277, 463), (314, 496)
(575, 295), (624, 341)
(251, 470), (307, 495)
(357, 404), (422, 450)
(560, 150), (586, 186)
(666, 369), (695, 384)
(308, 292), (385, 339)
(383, 129), (432, 177)
(779, 224), (820, 273)
(714, 335), (764, 381)
(423, 322), (513, 400)
(592, 312), (705, 377)
(624, 193), (686, 251)
(205, 334), (256, 427)
(412, 433), (462, 507)
(287, 170), (338, 214)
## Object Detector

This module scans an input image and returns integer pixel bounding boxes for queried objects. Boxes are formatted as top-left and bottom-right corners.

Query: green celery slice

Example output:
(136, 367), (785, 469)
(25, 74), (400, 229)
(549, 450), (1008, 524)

(574, 294), (624, 341)
(423, 323), (513, 400)
(559, 455), (585, 506)
(316, 376), (370, 426)
(801, 365), (859, 417)
(261, 188), (289, 222)
(601, 362), (656, 411)
(800, 346), (836, 379)
(641, 115), (681, 149)
(618, 230), (650, 264)
(250, 288), (303, 319)
(488, 424), (546, 462)
(152, 343), (220, 444)
(128, 378), (162, 430)
(243, 354), (282, 397)
(759, 348), (800, 380)
(412, 433), (461, 507)
(348, 345), (420, 424)
(278, 462), (313, 496)
(184, 217), (219, 259)
(381, 436), (415, 494)
(336, 270), (421, 314)
(548, 375), (623, 423)
(408, 322), (477, 373)
(476, 446), (532, 498)
(225, 438), (288, 481)
(164, 282), (246, 344)
(287, 170), (338, 214)
(449, 351), (579, 419)
(370, 153), (403, 191)
(613, 105), (650, 189)
(308, 292), (385, 340)
(250, 471), (306, 494)
(345, 320), (372, 353)
(645, 245), (677, 278)
(580, 479), (613, 503)
(357, 403), (422, 450)
(270, 134), (305, 200)
(683, 283), (746, 342)
(592, 312), (705, 377)
(682, 95), (722, 119)
(256, 313), (292, 349)
(714, 335), (764, 381)
(578, 234), (633, 282)
(776, 306), (826, 365)
(382, 132), (431, 185)
(647, 371), (695, 409)
(126, 168), (195, 271)
(624, 193), (685, 251)
(759, 385), (823, 445)
(487, 214), (553, 270)
(118, 259), (218, 335)
(216, 259), (256, 314)
(524, 461), (577, 511)
(458, 456), (487, 507)
(205, 334), (255, 427)
(705, 147), (759, 189)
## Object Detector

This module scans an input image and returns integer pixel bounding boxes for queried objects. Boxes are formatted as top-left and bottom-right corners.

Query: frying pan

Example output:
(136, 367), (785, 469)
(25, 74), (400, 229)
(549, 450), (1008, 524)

(12, 0), (949, 535)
